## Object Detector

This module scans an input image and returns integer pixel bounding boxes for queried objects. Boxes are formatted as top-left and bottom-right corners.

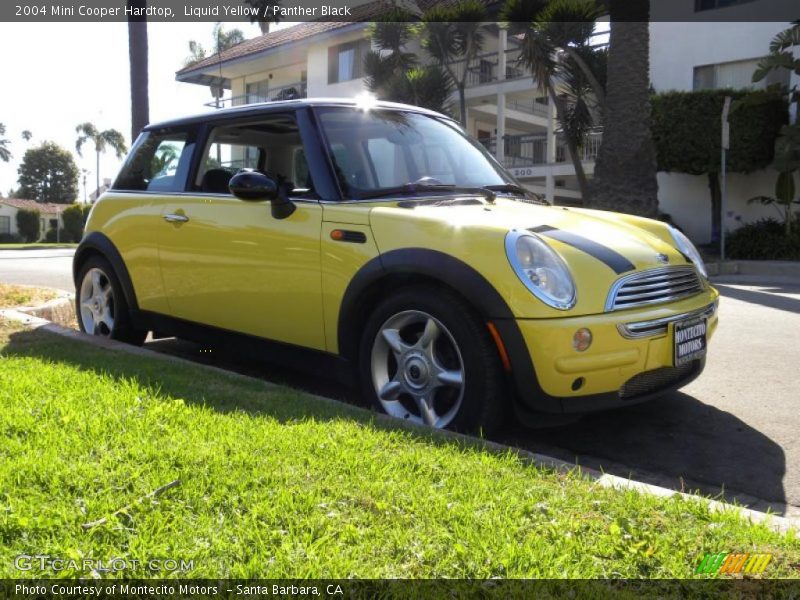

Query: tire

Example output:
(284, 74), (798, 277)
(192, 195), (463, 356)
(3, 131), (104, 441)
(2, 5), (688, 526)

(75, 255), (147, 345)
(358, 285), (506, 434)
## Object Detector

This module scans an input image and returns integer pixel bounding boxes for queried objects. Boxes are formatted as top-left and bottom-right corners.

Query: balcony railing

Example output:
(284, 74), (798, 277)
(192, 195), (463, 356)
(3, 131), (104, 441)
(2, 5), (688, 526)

(481, 131), (603, 169)
(206, 82), (308, 109)
(446, 47), (531, 88)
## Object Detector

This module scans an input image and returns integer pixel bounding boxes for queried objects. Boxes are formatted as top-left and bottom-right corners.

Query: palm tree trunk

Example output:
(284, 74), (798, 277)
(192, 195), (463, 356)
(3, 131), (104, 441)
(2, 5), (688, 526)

(548, 84), (589, 199)
(127, 0), (150, 142)
(586, 0), (659, 217)
(96, 149), (101, 203)
(563, 46), (605, 110)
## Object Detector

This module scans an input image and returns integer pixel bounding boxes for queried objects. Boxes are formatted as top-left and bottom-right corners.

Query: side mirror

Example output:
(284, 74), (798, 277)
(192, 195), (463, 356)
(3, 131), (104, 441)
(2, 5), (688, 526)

(229, 170), (296, 220)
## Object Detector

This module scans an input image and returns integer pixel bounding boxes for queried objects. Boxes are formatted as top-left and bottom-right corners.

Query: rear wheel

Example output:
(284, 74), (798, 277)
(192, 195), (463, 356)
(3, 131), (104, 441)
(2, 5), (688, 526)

(76, 256), (147, 345)
(358, 286), (506, 434)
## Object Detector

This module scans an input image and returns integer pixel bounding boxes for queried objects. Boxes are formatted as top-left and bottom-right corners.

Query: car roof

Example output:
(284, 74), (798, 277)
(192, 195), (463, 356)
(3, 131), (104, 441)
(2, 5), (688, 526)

(144, 98), (452, 131)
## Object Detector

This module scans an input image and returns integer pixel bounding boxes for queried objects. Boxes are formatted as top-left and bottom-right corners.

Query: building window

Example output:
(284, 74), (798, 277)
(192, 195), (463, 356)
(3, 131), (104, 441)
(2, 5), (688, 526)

(693, 57), (790, 91)
(694, 0), (756, 11)
(246, 79), (269, 104)
(0, 215), (10, 235)
(328, 40), (369, 84)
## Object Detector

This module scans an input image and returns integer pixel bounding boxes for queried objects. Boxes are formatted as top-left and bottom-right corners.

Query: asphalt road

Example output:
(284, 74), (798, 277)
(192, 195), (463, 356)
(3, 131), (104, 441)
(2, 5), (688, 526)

(2, 247), (799, 514)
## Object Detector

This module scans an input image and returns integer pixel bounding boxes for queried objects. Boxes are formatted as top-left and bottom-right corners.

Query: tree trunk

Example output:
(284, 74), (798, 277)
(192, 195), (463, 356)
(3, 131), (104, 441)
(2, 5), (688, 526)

(458, 84), (467, 127)
(128, 0), (150, 143)
(586, 0), (659, 217)
(96, 150), (101, 203)
(548, 84), (589, 200)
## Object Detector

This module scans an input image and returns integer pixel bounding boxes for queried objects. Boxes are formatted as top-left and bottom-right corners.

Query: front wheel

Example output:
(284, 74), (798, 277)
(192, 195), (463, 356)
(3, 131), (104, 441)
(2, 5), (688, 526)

(358, 286), (506, 434)
(76, 256), (147, 345)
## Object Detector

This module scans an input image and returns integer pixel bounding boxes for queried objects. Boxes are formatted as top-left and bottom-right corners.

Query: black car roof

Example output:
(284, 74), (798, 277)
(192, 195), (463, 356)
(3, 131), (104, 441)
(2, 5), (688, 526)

(144, 98), (451, 131)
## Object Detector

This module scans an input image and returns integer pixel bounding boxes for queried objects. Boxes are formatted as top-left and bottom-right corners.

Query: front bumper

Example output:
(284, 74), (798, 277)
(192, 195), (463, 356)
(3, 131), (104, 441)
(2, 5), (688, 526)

(495, 287), (719, 415)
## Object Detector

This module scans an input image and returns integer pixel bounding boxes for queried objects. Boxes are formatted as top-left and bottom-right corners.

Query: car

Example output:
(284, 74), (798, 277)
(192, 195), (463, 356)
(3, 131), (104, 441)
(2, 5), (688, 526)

(73, 98), (718, 433)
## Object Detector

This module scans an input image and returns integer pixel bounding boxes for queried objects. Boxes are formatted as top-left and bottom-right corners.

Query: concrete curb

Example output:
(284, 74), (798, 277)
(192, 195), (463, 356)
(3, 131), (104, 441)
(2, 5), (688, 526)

(707, 260), (800, 285)
(1, 308), (798, 536)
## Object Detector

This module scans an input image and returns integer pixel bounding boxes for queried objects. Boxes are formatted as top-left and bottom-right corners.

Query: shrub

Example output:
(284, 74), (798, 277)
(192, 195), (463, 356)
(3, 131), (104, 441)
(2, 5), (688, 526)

(0, 233), (23, 243)
(15, 208), (41, 243)
(61, 204), (91, 242)
(727, 218), (800, 260)
(44, 227), (71, 243)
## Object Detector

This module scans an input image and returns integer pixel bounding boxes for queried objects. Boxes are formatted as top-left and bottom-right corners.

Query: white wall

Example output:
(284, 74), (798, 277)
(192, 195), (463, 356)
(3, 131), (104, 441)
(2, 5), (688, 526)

(650, 20), (797, 243)
(0, 204), (19, 236)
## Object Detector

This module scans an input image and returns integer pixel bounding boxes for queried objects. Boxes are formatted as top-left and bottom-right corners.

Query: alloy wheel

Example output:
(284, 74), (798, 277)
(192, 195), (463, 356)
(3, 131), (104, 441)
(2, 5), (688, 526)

(370, 310), (465, 428)
(79, 268), (116, 336)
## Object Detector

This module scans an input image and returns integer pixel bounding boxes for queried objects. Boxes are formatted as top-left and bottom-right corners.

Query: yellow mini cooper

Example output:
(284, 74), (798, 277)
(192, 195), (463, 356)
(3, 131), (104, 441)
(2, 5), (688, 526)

(74, 99), (718, 433)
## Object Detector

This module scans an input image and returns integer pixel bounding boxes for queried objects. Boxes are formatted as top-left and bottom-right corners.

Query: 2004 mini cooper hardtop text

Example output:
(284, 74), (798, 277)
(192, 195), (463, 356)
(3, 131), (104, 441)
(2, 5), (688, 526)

(74, 99), (718, 433)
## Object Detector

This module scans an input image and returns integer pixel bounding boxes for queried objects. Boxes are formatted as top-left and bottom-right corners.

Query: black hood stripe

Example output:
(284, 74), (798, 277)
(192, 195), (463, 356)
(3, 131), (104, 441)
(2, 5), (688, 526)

(528, 225), (636, 275)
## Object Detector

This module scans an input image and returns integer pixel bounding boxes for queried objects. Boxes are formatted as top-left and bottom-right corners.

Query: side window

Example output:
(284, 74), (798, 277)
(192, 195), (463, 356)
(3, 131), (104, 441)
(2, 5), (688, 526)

(194, 115), (314, 196)
(114, 131), (193, 192)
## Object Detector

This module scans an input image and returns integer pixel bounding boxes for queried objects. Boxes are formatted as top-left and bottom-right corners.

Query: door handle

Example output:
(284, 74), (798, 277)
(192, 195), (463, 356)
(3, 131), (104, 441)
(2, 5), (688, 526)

(164, 213), (189, 223)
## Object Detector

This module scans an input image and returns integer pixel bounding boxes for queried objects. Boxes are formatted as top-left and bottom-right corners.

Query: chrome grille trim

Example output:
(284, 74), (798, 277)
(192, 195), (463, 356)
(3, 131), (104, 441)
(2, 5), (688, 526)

(605, 266), (704, 312)
(617, 301), (717, 339)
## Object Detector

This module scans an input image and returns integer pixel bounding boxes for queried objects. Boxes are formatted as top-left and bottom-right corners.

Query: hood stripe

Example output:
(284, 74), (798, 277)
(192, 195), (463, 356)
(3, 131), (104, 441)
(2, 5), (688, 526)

(528, 225), (636, 275)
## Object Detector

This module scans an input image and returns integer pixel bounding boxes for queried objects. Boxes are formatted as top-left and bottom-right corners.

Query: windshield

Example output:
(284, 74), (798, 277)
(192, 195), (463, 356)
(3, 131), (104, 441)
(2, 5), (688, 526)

(316, 107), (517, 200)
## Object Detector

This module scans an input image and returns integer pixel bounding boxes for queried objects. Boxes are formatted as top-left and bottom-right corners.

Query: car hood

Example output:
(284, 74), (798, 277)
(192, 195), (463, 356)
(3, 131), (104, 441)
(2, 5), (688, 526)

(366, 197), (699, 318)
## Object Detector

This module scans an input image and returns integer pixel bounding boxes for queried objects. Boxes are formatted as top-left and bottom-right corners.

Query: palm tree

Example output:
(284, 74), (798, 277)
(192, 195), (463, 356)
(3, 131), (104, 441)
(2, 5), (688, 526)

(21, 130), (32, 142)
(127, 0), (149, 142)
(363, 13), (454, 114)
(242, 0), (283, 34)
(186, 23), (246, 67)
(587, 0), (659, 216)
(501, 0), (604, 199)
(0, 123), (10, 163)
(75, 123), (128, 201)
(421, 0), (487, 126)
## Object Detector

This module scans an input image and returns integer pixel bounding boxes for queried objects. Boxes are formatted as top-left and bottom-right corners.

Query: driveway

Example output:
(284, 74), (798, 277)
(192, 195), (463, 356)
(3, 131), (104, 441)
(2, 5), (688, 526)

(1, 247), (798, 514)
(0, 248), (75, 292)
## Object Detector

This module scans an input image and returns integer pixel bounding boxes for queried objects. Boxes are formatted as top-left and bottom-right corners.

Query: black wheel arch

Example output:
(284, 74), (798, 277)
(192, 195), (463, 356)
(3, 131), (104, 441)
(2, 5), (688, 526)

(73, 232), (139, 312)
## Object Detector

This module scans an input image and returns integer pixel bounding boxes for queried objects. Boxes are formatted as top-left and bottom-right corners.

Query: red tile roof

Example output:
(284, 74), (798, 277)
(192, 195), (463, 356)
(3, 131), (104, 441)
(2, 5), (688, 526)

(176, 0), (497, 77)
(0, 198), (72, 214)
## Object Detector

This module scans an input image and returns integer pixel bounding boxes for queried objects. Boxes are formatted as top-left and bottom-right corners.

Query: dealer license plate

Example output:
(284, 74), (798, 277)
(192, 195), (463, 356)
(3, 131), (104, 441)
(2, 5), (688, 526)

(674, 318), (707, 366)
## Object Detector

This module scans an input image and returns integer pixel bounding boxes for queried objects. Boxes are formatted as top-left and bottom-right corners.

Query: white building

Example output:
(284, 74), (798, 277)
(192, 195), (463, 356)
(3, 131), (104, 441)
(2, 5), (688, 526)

(175, 0), (798, 244)
(0, 198), (65, 241)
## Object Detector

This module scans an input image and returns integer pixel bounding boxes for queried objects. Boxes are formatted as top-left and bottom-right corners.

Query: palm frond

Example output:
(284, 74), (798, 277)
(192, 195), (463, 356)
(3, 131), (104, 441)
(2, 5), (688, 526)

(768, 23), (800, 54)
(539, 0), (601, 48)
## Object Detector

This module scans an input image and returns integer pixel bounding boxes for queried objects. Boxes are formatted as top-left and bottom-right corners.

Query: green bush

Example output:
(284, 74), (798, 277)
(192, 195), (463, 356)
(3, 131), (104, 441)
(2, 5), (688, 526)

(15, 208), (41, 243)
(43, 227), (70, 243)
(61, 204), (91, 242)
(0, 233), (23, 243)
(727, 218), (800, 260)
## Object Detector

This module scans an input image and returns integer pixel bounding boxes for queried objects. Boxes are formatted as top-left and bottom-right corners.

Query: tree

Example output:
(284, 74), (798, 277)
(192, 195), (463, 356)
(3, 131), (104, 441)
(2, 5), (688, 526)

(15, 208), (40, 243)
(128, 0), (150, 142)
(21, 130), (32, 142)
(185, 23), (247, 67)
(587, 0), (659, 217)
(421, 0), (487, 126)
(17, 142), (79, 203)
(75, 123), (128, 201)
(61, 203), (92, 242)
(0, 123), (11, 162)
(363, 13), (454, 114)
(501, 0), (604, 199)
(241, 0), (283, 34)
(651, 90), (787, 240)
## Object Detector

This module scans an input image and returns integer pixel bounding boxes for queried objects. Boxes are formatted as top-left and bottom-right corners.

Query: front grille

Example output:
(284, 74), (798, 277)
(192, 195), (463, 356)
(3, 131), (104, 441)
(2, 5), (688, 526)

(619, 361), (698, 400)
(606, 266), (703, 312)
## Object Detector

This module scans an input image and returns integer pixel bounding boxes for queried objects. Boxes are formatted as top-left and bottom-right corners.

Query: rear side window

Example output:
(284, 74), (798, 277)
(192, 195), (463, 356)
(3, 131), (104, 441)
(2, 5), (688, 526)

(114, 131), (194, 192)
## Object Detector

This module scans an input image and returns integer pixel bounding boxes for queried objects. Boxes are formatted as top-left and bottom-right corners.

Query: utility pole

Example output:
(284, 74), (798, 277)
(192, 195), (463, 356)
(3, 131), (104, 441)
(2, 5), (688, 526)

(720, 96), (731, 261)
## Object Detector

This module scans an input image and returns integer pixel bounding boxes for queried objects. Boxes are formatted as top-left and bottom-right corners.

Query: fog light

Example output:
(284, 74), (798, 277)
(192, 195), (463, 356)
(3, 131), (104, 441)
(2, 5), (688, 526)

(572, 328), (592, 352)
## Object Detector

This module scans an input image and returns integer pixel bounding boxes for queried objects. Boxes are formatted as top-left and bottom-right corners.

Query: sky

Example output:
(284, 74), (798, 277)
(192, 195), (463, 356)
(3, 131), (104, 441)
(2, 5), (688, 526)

(0, 21), (266, 200)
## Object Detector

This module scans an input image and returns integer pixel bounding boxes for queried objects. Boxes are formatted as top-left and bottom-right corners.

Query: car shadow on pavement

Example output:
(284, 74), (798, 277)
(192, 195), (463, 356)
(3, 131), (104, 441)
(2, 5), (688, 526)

(714, 283), (800, 315)
(503, 391), (788, 514)
(3, 327), (788, 515)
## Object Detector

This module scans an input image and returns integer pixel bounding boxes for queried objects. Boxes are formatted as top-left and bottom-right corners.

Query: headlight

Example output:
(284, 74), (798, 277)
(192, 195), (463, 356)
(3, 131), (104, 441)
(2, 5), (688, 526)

(505, 230), (576, 310)
(669, 226), (708, 279)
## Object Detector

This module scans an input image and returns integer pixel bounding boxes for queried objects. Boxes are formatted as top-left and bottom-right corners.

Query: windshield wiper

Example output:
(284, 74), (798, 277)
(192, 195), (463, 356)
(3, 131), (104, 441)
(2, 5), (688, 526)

(484, 184), (531, 197)
(357, 183), (496, 203)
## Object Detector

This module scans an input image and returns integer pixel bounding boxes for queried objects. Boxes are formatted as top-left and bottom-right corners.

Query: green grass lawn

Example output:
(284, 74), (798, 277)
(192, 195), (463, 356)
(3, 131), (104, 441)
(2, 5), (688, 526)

(0, 319), (798, 579)
(0, 243), (78, 250)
